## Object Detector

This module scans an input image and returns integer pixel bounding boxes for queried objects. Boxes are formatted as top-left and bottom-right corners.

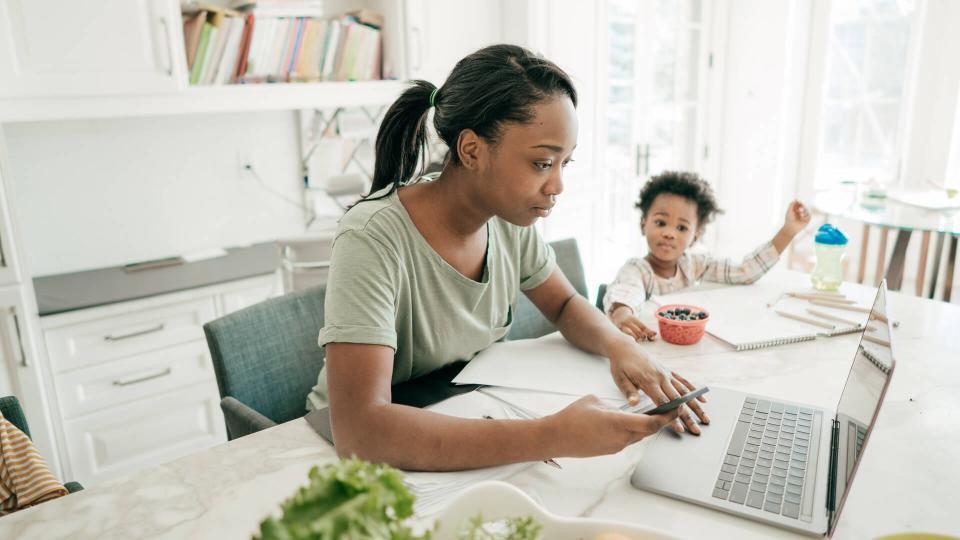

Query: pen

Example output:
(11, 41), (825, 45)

(774, 309), (835, 330)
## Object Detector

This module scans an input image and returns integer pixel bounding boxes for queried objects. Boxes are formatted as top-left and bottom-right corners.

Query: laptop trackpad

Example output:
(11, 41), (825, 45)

(631, 387), (745, 501)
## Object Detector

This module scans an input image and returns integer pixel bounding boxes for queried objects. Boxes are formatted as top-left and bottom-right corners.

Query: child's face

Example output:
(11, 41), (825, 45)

(641, 193), (700, 264)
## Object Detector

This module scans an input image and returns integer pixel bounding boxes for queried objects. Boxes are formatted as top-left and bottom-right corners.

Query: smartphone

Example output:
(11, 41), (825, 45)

(624, 386), (710, 415)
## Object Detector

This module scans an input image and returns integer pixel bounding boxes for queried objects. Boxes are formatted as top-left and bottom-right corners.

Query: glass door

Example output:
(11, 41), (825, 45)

(597, 0), (711, 283)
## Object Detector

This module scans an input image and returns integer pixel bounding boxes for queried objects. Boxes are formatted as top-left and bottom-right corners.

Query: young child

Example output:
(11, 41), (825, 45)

(603, 171), (811, 341)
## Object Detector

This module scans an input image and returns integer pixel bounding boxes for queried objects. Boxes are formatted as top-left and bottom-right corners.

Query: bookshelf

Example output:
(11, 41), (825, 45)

(0, 80), (406, 122)
(0, 0), (410, 122)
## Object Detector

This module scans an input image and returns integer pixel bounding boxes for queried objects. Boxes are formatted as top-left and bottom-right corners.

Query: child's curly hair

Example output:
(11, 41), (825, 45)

(635, 171), (724, 228)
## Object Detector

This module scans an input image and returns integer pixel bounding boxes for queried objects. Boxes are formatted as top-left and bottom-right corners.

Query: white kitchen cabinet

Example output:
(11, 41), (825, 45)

(0, 0), (184, 97)
(0, 287), (28, 399)
(41, 273), (279, 486)
(61, 382), (225, 486)
(0, 138), (19, 286)
(404, 0), (503, 85)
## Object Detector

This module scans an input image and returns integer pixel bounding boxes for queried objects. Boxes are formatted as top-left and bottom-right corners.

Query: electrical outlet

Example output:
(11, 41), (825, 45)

(236, 149), (255, 176)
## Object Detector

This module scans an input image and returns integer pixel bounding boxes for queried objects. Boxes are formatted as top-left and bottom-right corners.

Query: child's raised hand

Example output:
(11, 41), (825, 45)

(610, 305), (658, 342)
(783, 200), (811, 236)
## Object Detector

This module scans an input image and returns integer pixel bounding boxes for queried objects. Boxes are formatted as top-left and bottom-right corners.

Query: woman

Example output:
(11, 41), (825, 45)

(309, 44), (709, 471)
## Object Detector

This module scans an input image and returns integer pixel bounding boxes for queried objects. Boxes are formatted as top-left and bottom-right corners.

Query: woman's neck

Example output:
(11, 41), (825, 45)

(401, 167), (491, 240)
(645, 253), (679, 279)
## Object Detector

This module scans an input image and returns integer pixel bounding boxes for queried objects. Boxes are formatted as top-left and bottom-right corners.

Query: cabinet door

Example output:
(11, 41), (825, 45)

(0, 286), (62, 477)
(0, 0), (183, 97)
(61, 382), (226, 486)
(0, 149), (19, 285)
(404, 0), (502, 84)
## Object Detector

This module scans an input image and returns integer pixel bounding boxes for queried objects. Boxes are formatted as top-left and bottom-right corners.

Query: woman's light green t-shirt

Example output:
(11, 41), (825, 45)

(307, 186), (556, 409)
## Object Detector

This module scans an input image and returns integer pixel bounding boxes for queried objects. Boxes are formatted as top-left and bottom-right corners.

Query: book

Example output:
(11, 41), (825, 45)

(182, 11), (207, 69)
(232, 14), (255, 82)
(189, 22), (214, 85)
(201, 15), (233, 85)
(652, 283), (866, 352)
(213, 16), (246, 85)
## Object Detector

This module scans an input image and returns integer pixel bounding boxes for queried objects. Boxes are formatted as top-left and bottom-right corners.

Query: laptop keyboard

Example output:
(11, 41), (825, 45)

(712, 397), (822, 520)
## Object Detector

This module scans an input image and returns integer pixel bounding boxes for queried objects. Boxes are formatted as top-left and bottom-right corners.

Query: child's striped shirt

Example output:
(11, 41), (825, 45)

(603, 241), (780, 315)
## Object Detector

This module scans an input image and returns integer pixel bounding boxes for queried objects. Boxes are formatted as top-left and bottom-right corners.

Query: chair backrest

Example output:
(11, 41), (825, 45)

(508, 238), (588, 340)
(203, 285), (327, 425)
(0, 395), (30, 438)
(596, 283), (608, 310)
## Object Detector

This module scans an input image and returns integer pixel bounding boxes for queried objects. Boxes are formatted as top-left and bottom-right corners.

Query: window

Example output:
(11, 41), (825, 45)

(813, 0), (918, 188)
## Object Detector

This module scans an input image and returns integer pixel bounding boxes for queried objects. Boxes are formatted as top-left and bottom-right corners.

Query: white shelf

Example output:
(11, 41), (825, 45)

(0, 80), (407, 123)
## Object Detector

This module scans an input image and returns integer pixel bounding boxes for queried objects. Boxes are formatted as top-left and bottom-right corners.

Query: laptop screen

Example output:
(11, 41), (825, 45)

(829, 283), (896, 533)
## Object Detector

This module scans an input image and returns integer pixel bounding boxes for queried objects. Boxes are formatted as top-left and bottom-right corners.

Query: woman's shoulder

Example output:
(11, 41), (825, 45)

(337, 189), (405, 238)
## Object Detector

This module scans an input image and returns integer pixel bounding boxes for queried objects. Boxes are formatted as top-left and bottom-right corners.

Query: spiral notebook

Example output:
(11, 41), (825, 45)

(652, 285), (866, 352)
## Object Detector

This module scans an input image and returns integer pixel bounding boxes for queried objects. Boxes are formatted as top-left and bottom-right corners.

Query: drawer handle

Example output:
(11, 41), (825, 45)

(104, 323), (165, 341)
(112, 367), (172, 387)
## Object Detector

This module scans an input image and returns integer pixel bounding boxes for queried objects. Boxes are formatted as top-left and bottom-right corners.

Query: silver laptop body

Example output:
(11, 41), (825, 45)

(631, 282), (896, 537)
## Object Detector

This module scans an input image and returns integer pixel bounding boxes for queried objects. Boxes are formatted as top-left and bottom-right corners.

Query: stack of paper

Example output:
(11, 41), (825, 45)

(405, 462), (534, 516)
(452, 333), (645, 402)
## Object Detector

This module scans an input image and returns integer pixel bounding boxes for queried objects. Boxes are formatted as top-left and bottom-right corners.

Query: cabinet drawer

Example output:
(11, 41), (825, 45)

(44, 297), (216, 373)
(55, 341), (215, 419)
(62, 383), (226, 486)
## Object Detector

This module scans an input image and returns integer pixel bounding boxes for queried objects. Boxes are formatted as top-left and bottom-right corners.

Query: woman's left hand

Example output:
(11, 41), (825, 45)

(607, 339), (710, 435)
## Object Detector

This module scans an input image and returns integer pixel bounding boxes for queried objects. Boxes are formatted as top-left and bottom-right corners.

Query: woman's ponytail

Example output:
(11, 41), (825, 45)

(368, 80), (436, 198)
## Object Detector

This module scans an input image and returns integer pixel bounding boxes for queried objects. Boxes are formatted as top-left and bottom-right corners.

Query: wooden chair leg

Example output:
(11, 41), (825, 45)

(858, 223), (870, 284)
(885, 229), (911, 291)
(875, 227), (889, 287)
(944, 235), (958, 303)
(928, 232), (946, 299)
(916, 231), (931, 296)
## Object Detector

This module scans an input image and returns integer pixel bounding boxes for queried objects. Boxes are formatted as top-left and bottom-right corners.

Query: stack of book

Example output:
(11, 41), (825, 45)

(181, 1), (383, 85)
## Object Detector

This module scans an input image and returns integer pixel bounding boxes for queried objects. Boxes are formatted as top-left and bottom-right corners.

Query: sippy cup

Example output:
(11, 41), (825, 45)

(811, 224), (848, 291)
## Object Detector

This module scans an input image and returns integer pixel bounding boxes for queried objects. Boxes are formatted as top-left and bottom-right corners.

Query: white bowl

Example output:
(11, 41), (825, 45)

(431, 481), (682, 540)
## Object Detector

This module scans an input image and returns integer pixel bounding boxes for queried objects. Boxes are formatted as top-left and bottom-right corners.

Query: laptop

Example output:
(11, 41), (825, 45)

(631, 282), (896, 537)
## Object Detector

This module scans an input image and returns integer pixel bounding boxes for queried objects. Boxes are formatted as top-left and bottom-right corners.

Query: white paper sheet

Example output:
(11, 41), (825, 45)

(451, 333), (631, 401)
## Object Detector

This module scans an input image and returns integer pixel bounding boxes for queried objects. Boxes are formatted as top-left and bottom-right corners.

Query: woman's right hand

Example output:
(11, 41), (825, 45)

(545, 395), (678, 457)
(610, 305), (658, 342)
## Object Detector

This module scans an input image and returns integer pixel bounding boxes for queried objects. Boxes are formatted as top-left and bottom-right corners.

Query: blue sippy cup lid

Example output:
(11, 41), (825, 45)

(815, 224), (848, 245)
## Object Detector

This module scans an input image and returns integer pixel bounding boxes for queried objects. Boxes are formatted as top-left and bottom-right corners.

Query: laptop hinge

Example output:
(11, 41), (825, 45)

(826, 417), (840, 524)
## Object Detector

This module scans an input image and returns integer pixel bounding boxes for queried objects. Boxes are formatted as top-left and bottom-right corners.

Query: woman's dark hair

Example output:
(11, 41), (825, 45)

(367, 44), (578, 198)
(635, 171), (724, 228)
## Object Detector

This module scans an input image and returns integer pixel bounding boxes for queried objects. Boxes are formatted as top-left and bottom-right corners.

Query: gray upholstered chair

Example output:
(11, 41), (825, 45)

(0, 395), (83, 494)
(596, 283), (608, 310)
(204, 286), (327, 440)
(204, 238), (588, 440)
(507, 238), (589, 340)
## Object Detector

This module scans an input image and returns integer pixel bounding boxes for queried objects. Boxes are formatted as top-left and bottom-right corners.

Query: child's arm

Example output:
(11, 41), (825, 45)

(771, 200), (811, 253)
(696, 200), (811, 285)
(604, 261), (659, 342)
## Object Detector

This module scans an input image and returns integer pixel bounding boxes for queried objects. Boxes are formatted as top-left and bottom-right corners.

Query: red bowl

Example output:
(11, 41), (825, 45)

(655, 304), (710, 345)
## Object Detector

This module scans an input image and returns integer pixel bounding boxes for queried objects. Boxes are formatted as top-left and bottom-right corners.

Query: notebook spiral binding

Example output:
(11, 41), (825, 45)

(734, 335), (816, 351)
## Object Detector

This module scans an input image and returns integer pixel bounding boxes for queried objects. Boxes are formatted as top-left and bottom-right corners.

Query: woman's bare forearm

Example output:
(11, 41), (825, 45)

(331, 403), (558, 471)
(553, 294), (636, 358)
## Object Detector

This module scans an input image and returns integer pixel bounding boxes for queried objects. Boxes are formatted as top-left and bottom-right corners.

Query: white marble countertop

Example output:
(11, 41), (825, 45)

(2, 271), (958, 539)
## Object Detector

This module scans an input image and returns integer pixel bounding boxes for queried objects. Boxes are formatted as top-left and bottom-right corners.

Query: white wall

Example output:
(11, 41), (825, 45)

(901, 0), (960, 189)
(709, 0), (811, 259)
(5, 112), (307, 276)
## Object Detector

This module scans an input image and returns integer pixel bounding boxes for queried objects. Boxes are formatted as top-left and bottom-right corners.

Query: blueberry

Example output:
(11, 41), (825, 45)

(678, 315), (687, 321)
(700, 312), (708, 319)
(658, 312), (667, 318)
